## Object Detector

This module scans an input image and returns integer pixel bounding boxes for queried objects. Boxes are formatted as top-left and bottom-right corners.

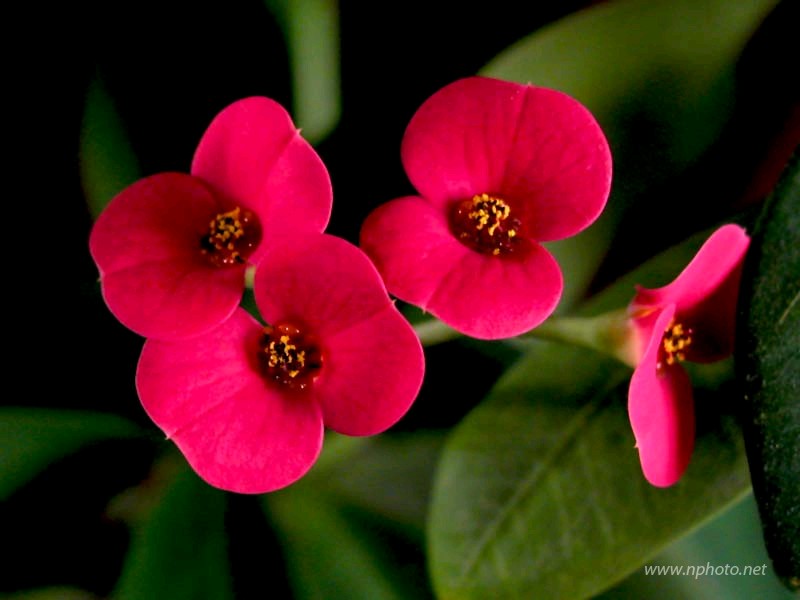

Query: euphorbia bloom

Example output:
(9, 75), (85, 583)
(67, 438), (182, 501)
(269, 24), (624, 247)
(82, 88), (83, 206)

(136, 234), (425, 493)
(628, 224), (750, 487)
(360, 76), (612, 339)
(90, 97), (331, 339)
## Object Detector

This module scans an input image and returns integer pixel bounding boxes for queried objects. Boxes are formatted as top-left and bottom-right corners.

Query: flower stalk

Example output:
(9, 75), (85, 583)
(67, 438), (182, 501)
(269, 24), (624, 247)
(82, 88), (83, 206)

(414, 309), (637, 367)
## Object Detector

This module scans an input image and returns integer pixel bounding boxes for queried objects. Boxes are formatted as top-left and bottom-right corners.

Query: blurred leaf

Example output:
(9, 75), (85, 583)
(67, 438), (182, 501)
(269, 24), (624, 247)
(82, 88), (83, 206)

(80, 76), (140, 218)
(303, 431), (445, 535)
(265, 489), (416, 600)
(113, 468), (232, 600)
(0, 589), (97, 600)
(736, 153), (800, 589)
(428, 343), (750, 600)
(265, 0), (341, 143)
(0, 408), (141, 500)
(483, 0), (778, 309)
(601, 494), (797, 600)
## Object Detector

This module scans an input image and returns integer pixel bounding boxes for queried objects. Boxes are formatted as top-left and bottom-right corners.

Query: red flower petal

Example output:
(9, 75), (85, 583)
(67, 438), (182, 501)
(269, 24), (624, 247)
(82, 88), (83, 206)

(426, 242), (563, 339)
(628, 306), (695, 487)
(360, 196), (469, 308)
(136, 309), (323, 494)
(401, 76), (611, 241)
(632, 224), (750, 362)
(89, 173), (244, 339)
(313, 306), (424, 436)
(254, 234), (396, 338)
(191, 97), (332, 258)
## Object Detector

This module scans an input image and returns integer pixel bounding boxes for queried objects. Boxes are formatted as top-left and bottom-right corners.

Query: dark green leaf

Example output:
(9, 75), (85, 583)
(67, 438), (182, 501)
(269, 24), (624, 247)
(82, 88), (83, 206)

(482, 0), (778, 310)
(80, 76), (140, 218)
(113, 468), (233, 600)
(428, 343), (749, 600)
(0, 408), (141, 500)
(736, 153), (800, 590)
(0, 589), (97, 600)
(265, 489), (416, 600)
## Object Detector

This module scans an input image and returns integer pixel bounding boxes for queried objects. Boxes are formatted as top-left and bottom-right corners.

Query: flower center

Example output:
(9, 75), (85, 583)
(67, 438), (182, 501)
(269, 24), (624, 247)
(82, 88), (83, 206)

(450, 193), (521, 256)
(200, 207), (261, 267)
(662, 321), (693, 366)
(258, 322), (323, 391)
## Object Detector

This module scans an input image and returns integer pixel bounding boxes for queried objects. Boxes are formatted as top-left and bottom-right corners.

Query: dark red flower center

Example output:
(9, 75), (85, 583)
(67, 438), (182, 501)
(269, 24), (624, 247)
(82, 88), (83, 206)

(661, 320), (693, 366)
(450, 193), (522, 256)
(200, 207), (262, 267)
(258, 322), (323, 391)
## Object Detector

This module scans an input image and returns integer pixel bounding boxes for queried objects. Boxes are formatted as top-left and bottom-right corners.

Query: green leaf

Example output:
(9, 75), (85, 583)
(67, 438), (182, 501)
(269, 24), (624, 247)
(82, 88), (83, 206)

(265, 489), (417, 600)
(580, 228), (715, 316)
(0, 408), (141, 500)
(428, 343), (750, 600)
(0, 589), (97, 600)
(482, 0), (778, 309)
(736, 153), (800, 590)
(265, 0), (341, 144)
(113, 468), (233, 600)
(601, 494), (797, 600)
(80, 76), (140, 218)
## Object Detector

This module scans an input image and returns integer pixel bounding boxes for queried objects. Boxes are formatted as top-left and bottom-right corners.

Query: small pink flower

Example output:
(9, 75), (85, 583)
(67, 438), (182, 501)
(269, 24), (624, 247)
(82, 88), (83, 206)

(136, 234), (425, 494)
(360, 77), (612, 339)
(628, 225), (750, 487)
(89, 97), (332, 340)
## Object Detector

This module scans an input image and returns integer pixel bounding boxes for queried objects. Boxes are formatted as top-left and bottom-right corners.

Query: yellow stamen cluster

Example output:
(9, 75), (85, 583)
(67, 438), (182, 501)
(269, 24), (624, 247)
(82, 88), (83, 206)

(266, 334), (307, 378)
(200, 206), (261, 268)
(469, 193), (512, 238)
(662, 321), (693, 365)
(452, 193), (521, 256)
(207, 207), (245, 259)
(258, 323), (322, 391)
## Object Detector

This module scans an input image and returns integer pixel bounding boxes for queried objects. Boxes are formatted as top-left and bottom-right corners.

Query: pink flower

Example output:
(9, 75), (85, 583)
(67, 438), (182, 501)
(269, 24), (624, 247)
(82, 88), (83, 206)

(628, 225), (750, 487)
(89, 97), (332, 340)
(136, 234), (425, 493)
(360, 77), (612, 339)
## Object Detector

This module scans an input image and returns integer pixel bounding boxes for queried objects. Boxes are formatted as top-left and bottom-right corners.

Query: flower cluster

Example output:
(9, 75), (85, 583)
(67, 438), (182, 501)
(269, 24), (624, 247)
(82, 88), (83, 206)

(91, 97), (424, 493)
(91, 77), (746, 493)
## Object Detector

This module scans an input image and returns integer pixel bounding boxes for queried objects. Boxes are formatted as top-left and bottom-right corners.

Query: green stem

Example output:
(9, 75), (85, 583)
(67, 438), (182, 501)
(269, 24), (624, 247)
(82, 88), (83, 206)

(412, 310), (637, 366)
(525, 310), (636, 367)
(244, 265), (256, 289)
(413, 319), (462, 347)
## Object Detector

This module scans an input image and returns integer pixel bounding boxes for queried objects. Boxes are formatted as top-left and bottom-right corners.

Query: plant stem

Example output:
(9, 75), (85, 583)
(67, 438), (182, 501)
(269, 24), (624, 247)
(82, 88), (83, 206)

(413, 310), (636, 366)
(413, 319), (462, 347)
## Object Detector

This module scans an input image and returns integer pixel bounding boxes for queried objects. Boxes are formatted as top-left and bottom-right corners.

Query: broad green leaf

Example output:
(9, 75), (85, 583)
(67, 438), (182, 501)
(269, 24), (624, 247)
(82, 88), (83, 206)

(0, 408), (141, 500)
(80, 76), (140, 218)
(266, 489), (417, 600)
(601, 494), (796, 599)
(580, 228), (714, 316)
(482, 0), (778, 309)
(113, 468), (233, 600)
(428, 343), (750, 600)
(265, 0), (341, 143)
(736, 153), (800, 590)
